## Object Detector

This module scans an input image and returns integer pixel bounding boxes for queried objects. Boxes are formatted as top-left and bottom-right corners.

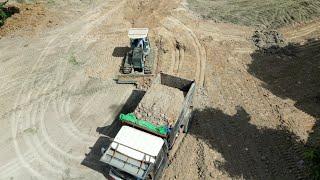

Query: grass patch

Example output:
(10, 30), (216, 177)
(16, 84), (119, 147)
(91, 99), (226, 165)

(47, 0), (55, 5)
(23, 127), (38, 134)
(188, 0), (320, 28)
(68, 53), (79, 65)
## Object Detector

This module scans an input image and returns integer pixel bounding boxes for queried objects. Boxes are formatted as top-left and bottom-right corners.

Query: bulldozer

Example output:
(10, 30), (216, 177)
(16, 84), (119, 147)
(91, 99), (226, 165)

(116, 28), (155, 85)
(122, 28), (152, 74)
(121, 28), (153, 74)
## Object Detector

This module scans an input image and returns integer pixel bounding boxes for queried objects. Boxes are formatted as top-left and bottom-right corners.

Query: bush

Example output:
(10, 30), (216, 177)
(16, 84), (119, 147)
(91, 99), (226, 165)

(0, 0), (9, 26)
(0, 0), (15, 27)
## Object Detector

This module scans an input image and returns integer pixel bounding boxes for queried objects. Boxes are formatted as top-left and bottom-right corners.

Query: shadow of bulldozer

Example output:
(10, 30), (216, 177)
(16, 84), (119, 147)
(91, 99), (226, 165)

(112, 46), (130, 58)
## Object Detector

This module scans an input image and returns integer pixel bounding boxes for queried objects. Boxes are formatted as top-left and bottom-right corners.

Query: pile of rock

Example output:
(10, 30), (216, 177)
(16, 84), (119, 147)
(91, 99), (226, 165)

(252, 29), (287, 53)
(134, 84), (184, 126)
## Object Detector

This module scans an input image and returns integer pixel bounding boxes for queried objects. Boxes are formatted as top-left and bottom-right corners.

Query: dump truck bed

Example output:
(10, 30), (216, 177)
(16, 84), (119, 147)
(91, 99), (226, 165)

(120, 73), (195, 137)
(134, 83), (184, 126)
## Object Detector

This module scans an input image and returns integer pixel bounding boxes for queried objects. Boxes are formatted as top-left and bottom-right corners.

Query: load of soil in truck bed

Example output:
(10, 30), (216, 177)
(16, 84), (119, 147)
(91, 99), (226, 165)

(134, 84), (184, 127)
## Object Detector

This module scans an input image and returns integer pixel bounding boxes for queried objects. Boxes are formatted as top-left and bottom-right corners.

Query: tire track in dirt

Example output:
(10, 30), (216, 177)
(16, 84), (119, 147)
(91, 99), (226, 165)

(0, 152), (35, 177)
(9, 35), (62, 178)
(195, 140), (207, 179)
(155, 28), (176, 74)
(122, 0), (207, 87)
(126, 0), (207, 85)
(160, 16), (207, 86)
(3, 0), (129, 179)
(281, 21), (320, 40)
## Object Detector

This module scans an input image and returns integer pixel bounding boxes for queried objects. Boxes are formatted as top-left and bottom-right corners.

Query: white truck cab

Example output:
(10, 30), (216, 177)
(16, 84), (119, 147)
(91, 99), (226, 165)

(100, 126), (168, 179)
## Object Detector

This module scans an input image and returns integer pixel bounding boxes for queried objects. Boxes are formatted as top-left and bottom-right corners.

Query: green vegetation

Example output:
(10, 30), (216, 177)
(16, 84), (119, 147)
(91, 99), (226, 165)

(48, 0), (55, 5)
(188, 0), (320, 28)
(0, 0), (9, 26)
(0, 0), (19, 27)
(68, 53), (79, 65)
(305, 147), (320, 179)
(23, 127), (38, 134)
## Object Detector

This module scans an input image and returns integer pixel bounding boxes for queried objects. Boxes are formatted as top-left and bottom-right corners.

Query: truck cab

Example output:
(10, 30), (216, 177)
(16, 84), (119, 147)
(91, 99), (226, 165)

(100, 126), (169, 180)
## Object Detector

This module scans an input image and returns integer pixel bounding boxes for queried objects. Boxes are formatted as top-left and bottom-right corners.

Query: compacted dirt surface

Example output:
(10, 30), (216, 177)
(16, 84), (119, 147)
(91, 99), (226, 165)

(0, 0), (319, 179)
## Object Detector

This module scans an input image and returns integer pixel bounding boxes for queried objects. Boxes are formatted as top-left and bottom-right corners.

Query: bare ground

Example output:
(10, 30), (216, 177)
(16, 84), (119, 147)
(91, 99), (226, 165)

(187, 0), (320, 28)
(0, 0), (319, 179)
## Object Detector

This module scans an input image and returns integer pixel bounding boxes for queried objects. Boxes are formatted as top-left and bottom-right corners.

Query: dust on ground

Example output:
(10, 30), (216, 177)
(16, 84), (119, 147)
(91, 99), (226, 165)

(0, 0), (319, 179)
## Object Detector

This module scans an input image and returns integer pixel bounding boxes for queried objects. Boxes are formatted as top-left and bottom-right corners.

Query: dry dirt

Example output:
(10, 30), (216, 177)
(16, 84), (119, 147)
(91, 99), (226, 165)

(188, 0), (320, 28)
(0, 0), (319, 179)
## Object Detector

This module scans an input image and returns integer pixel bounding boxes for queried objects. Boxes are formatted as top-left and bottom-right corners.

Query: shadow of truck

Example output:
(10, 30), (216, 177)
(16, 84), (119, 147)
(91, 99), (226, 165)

(81, 89), (146, 177)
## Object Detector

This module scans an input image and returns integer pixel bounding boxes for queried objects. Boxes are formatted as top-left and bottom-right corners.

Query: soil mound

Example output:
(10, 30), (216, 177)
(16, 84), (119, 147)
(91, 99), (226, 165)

(134, 84), (184, 126)
(252, 30), (286, 53)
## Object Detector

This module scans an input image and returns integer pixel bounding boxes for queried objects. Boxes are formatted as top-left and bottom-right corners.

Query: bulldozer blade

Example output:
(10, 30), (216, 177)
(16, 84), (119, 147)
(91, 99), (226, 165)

(116, 74), (154, 84)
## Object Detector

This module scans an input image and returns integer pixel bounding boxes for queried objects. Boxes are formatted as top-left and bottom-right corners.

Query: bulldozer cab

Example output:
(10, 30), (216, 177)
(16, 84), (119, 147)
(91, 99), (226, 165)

(128, 28), (150, 55)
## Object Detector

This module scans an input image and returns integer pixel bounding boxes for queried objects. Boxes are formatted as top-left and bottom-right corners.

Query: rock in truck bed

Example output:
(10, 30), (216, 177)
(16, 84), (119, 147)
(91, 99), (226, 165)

(134, 84), (185, 127)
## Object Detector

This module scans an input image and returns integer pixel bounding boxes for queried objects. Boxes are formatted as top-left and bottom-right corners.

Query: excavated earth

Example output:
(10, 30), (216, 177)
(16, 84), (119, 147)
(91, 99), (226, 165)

(134, 84), (184, 126)
(0, 0), (319, 179)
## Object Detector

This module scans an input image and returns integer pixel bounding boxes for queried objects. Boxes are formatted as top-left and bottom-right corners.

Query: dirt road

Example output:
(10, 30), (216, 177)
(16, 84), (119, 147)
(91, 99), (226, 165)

(0, 0), (319, 179)
(0, 0), (134, 179)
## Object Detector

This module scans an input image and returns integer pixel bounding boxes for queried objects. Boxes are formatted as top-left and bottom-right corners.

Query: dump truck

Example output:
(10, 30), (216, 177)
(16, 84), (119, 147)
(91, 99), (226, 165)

(100, 73), (195, 179)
